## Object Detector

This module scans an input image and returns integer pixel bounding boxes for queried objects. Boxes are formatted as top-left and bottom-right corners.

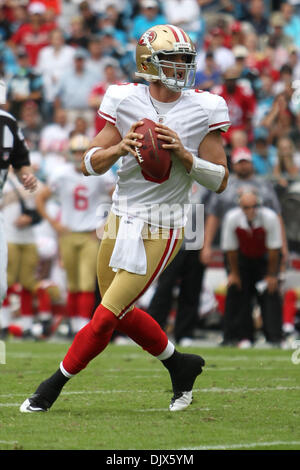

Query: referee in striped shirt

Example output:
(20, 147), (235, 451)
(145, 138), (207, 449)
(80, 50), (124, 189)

(0, 80), (37, 328)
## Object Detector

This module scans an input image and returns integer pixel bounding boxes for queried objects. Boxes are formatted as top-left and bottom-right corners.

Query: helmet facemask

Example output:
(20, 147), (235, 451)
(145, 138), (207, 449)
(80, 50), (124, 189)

(152, 50), (196, 92)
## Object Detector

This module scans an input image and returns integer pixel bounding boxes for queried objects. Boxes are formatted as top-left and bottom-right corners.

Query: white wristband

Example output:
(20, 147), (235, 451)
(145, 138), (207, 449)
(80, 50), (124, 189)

(84, 147), (102, 175)
(189, 155), (225, 192)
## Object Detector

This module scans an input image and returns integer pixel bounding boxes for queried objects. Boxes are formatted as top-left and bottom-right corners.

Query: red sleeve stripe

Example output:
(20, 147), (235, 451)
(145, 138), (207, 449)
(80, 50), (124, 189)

(98, 110), (116, 124)
(209, 121), (231, 129)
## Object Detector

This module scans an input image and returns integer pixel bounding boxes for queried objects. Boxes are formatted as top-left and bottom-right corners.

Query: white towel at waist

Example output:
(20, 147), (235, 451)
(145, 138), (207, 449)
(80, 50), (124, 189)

(109, 215), (147, 275)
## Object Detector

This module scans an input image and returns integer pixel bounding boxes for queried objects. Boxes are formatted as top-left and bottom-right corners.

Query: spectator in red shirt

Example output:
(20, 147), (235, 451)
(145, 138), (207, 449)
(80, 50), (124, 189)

(229, 21), (245, 49)
(9, 2), (56, 67)
(88, 60), (124, 136)
(212, 66), (256, 145)
(243, 32), (272, 76)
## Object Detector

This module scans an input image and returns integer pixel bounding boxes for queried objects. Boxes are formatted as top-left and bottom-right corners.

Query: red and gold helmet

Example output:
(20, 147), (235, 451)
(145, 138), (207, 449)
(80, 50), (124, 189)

(69, 134), (90, 153)
(135, 24), (196, 92)
(68, 134), (90, 170)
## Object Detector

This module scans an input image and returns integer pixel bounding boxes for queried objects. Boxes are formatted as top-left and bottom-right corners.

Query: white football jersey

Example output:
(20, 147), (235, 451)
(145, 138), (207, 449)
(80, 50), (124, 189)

(48, 162), (115, 232)
(2, 174), (36, 244)
(99, 83), (230, 228)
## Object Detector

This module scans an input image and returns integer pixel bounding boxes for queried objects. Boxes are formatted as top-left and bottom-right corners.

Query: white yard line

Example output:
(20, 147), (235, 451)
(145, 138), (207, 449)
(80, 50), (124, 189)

(137, 407), (212, 412)
(0, 403), (21, 407)
(1, 384), (300, 402)
(107, 366), (287, 371)
(0, 440), (18, 445)
(198, 385), (300, 393)
(181, 441), (300, 450)
(1, 438), (298, 449)
(5, 351), (293, 362)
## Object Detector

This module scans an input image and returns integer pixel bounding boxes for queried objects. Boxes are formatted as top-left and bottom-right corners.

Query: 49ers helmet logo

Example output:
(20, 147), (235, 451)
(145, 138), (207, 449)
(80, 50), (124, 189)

(138, 30), (157, 46)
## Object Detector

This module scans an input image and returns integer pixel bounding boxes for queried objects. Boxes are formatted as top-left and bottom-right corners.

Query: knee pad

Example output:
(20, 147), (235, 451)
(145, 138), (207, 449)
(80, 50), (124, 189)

(90, 304), (118, 335)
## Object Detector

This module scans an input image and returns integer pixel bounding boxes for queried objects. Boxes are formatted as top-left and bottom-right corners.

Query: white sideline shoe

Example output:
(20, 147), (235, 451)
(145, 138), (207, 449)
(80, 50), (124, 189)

(169, 391), (193, 411)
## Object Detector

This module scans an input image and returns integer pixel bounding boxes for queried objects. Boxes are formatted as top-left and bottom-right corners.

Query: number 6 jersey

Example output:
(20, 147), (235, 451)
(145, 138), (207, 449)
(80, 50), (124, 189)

(99, 83), (230, 228)
(48, 162), (115, 232)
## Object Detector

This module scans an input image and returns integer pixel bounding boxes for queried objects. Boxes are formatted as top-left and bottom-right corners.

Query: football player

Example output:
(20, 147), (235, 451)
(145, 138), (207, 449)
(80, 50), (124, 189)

(0, 80), (37, 338)
(20, 25), (230, 413)
(1, 168), (40, 337)
(34, 134), (115, 334)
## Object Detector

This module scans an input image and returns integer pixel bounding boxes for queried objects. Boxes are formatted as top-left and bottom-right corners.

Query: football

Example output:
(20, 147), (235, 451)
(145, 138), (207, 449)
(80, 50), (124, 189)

(134, 118), (172, 182)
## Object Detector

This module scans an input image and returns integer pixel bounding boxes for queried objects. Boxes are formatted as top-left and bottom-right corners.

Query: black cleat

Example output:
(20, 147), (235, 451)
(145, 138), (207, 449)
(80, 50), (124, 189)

(20, 368), (69, 413)
(20, 393), (51, 413)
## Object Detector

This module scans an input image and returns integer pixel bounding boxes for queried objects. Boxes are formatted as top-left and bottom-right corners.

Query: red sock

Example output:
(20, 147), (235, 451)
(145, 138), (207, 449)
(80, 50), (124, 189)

(78, 292), (95, 319)
(3, 285), (16, 307)
(52, 304), (66, 316)
(62, 304), (118, 375)
(8, 324), (23, 337)
(66, 292), (79, 318)
(283, 289), (297, 324)
(117, 306), (169, 356)
(20, 288), (33, 316)
(36, 287), (52, 313)
(2, 294), (10, 308)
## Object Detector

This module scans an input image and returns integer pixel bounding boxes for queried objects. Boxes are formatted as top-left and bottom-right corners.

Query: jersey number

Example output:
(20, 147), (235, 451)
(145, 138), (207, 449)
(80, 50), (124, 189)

(74, 185), (89, 210)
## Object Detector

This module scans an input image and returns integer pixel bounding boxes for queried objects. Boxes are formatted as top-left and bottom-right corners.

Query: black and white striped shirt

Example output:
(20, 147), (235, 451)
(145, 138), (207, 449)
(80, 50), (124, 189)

(0, 109), (30, 197)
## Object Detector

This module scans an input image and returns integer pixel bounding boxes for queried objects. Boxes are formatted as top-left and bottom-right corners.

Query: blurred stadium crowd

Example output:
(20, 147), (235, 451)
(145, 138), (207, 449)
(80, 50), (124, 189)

(1, 0), (300, 347)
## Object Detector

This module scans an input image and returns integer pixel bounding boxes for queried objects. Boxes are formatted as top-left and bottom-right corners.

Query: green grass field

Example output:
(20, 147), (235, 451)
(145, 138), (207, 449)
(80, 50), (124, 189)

(0, 341), (300, 451)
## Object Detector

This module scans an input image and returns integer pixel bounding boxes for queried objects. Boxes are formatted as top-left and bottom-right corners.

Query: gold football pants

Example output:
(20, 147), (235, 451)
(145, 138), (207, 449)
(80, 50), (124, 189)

(59, 232), (99, 292)
(97, 212), (184, 318)
(7, 243), (39, 291)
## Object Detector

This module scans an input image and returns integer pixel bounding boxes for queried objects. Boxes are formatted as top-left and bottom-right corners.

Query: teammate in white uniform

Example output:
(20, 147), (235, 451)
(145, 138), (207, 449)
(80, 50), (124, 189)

(35, 134), (115, 334)
(1, 171), (40, 336)
(20, 25), (230, 413)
